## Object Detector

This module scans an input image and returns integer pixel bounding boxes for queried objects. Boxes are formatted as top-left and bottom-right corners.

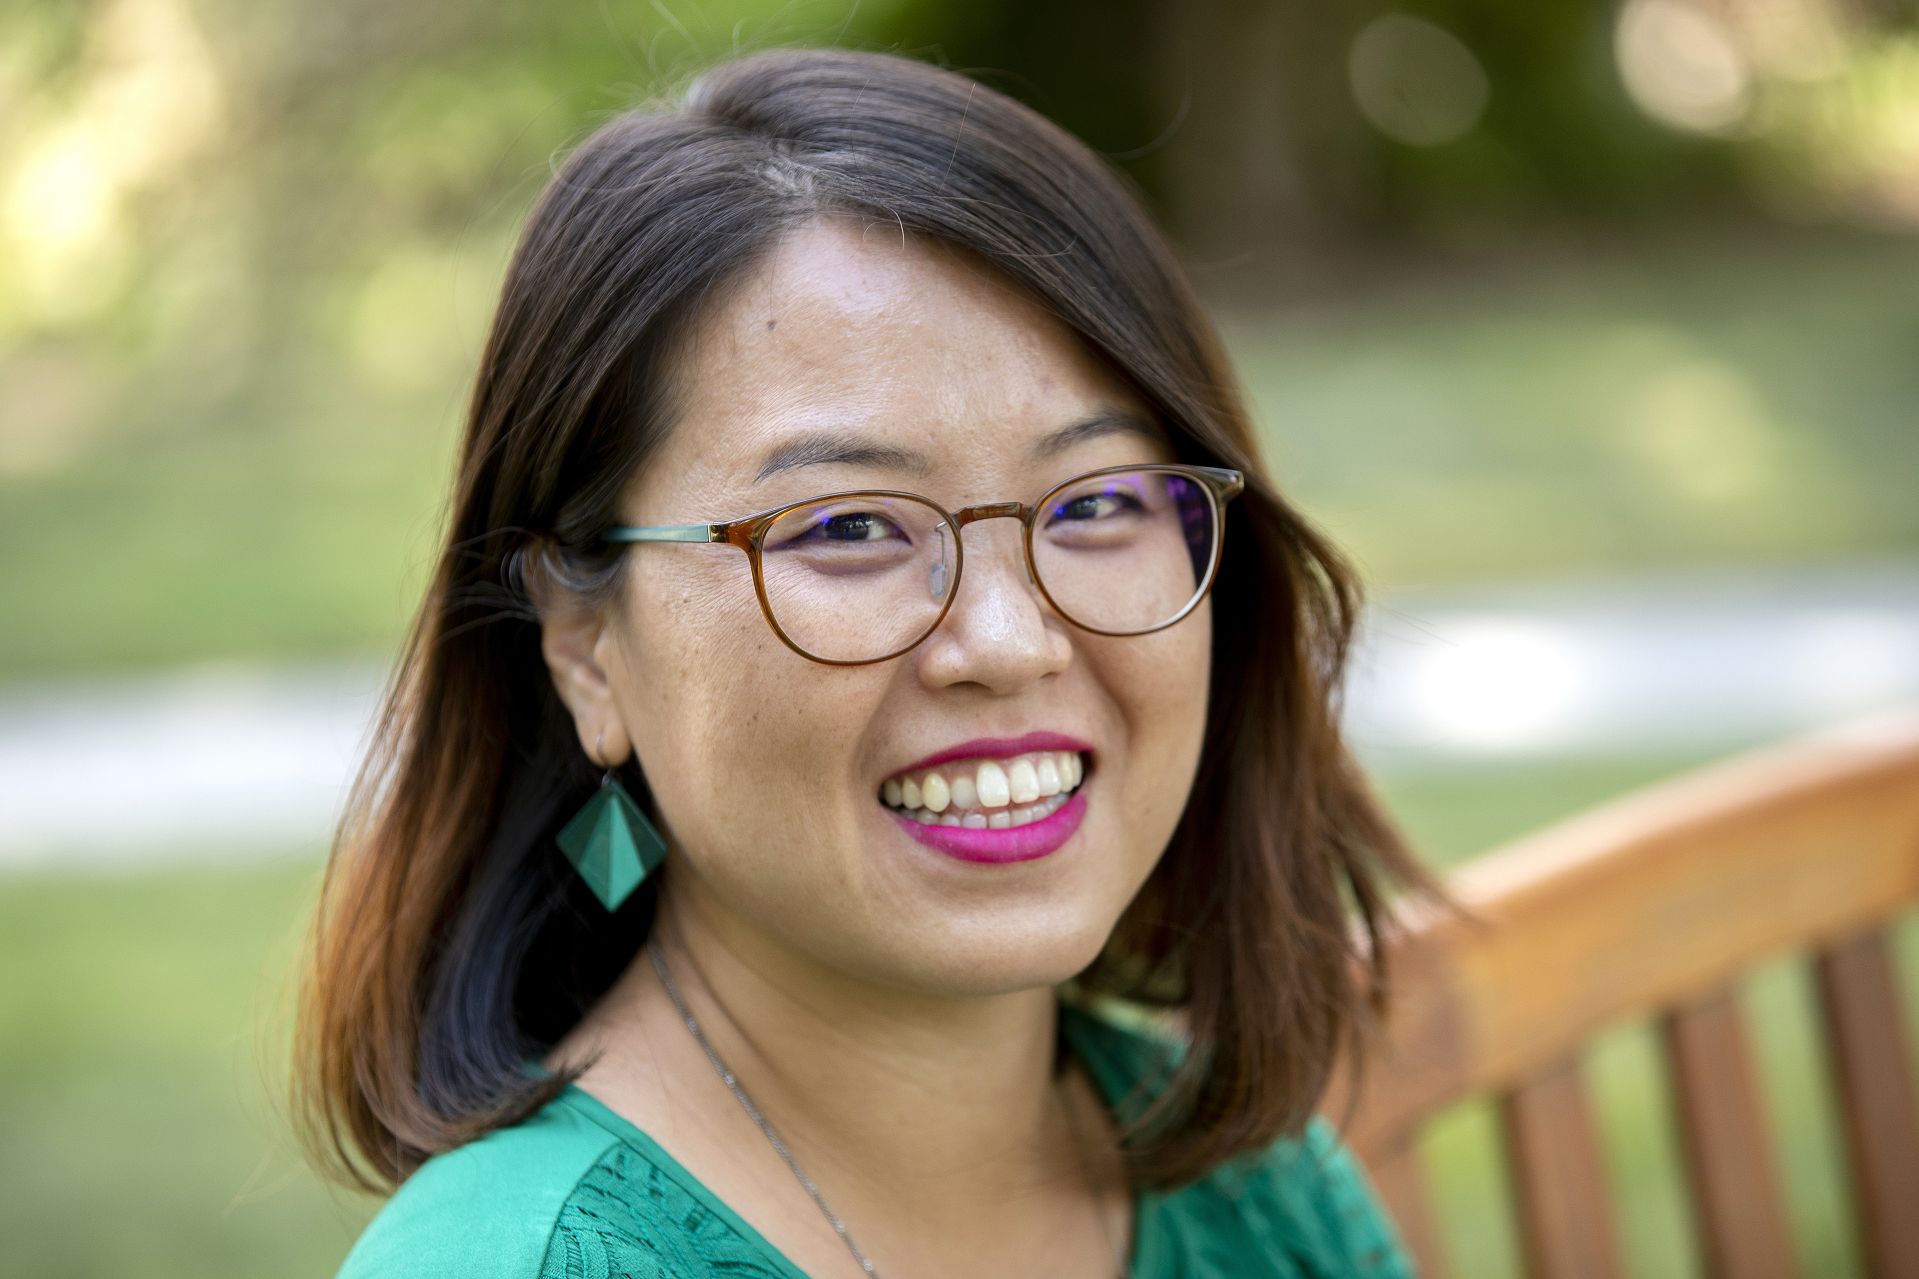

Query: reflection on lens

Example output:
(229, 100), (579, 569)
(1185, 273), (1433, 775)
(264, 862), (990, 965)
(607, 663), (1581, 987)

(758, 494), (957, 662)
(1031, 469), (1217, 634)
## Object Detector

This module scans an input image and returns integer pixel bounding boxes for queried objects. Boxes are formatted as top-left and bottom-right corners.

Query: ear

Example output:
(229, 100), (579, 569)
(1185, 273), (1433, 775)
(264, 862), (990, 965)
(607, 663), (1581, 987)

(525, 542), (630, 765)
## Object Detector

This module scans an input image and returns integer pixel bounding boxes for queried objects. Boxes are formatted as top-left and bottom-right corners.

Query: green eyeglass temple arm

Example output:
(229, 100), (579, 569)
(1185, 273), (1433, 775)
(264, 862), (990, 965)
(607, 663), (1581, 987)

(600, 524), (723, 544)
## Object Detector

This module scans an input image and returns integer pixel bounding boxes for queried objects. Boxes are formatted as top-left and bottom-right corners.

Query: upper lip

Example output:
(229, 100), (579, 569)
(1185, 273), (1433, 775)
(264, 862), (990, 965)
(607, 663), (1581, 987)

(886, 731), (1095, 779)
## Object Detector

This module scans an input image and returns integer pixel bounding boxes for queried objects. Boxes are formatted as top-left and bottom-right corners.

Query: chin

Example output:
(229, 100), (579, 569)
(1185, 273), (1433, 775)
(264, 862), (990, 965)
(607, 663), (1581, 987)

(883, 912), (1119, 999)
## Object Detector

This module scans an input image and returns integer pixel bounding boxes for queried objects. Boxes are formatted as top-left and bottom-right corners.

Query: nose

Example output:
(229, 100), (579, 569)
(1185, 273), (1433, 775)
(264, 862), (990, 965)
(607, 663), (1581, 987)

(914, 512), (1071, 690)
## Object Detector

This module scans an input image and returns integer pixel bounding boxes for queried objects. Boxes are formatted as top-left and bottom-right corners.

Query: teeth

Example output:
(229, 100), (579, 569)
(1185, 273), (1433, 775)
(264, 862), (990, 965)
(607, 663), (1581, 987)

(975, 760), (1010, 808)
(1007, 759), (1040, 804)
(880, 752), (1087, 825)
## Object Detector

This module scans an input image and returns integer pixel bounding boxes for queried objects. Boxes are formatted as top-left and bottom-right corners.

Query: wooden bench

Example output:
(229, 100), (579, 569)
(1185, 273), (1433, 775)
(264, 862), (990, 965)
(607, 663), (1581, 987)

(1321, 708), (1919, 1279)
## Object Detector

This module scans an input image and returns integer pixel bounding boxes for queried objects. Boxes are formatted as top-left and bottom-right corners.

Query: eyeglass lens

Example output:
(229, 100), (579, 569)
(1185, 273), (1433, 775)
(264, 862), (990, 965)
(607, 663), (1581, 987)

(755, 469), (1220, 663)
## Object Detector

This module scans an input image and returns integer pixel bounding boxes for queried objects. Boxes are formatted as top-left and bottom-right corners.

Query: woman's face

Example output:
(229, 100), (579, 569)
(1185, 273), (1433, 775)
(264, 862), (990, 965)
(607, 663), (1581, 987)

(553, 216), (1211, 998)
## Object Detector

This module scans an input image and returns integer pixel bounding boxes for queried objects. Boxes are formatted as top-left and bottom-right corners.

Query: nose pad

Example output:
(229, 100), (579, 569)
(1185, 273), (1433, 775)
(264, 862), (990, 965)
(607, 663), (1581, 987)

(922, 523), (1031, 602)
(923, 515), (1046, 618)
(927, 524), (951, 602)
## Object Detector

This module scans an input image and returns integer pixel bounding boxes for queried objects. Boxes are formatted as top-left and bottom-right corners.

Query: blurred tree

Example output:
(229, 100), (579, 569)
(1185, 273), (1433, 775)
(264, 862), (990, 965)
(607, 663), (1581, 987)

(2, 0), (1916, 676)
(883, 0), (1763, 275)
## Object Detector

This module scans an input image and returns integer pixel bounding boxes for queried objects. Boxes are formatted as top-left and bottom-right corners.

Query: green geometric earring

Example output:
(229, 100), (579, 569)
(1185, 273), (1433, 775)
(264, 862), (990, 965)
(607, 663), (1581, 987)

(556, 730), (669, 912)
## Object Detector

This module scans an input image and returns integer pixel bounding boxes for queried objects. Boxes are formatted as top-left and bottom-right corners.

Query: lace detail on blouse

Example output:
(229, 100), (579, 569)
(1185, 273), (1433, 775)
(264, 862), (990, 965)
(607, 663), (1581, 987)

(540, 1143), (795, 1279)
(536, 1110), (1416, 1279)
(337, 1002), (1421, 1278)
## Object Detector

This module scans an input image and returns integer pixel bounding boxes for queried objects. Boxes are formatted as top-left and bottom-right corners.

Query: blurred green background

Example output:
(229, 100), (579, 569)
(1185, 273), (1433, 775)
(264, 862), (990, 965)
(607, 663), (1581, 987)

(2, 0), (1916, 1275)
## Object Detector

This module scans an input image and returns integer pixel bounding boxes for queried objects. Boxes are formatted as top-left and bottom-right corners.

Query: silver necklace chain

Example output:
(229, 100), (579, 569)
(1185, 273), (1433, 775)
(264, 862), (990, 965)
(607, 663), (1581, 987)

(647, 943), (1129, 1278)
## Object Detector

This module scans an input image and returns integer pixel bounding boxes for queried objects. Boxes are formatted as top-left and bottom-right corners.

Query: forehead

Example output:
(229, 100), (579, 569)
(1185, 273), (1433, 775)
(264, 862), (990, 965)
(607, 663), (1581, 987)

(637, 216), (1170, 515)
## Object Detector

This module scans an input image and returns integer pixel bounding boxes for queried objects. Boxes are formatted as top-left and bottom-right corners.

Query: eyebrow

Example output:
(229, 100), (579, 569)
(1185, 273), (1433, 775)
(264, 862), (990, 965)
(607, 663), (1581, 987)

(751, 408), (1166, 485)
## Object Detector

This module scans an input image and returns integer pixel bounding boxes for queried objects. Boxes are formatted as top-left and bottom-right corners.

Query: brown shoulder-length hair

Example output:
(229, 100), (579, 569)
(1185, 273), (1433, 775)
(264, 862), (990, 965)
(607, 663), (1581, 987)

(290, 44), (1460, 1199)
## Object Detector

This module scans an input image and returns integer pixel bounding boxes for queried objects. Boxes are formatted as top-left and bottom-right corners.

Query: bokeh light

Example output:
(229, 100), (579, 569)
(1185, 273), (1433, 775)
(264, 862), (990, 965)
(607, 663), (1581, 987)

(1617, 0), (1755, 136)
(1349, 13), (1490, 146)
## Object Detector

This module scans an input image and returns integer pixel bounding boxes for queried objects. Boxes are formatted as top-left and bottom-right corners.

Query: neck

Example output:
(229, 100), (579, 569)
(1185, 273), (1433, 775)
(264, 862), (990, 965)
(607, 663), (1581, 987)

(658, 882), (1085, 1205)
(560, 875), (1119, 1253)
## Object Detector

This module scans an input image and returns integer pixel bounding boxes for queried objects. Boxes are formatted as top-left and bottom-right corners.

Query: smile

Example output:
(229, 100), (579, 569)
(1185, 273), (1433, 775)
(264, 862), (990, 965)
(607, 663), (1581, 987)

(877, 749), (1091, 864)
(877, 749), (1087, 828)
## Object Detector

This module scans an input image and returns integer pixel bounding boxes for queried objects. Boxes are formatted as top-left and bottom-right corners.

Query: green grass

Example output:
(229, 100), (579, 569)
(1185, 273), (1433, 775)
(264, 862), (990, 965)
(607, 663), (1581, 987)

(1227, 225), (1919, 589)
(0, 856), (369, 1277)
(5, 751), (1915, 1276)
(2, 226), (1916, 680)
(0, 394), (456, 677)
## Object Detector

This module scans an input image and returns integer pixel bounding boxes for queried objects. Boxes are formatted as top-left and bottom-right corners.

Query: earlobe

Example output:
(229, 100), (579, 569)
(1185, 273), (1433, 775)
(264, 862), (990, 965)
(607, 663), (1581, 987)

(529, 562), (622, 747)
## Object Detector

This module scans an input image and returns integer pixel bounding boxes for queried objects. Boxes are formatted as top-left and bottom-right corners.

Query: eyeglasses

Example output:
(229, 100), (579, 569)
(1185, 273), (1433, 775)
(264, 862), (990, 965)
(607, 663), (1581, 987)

(599, 462), (1245, 666)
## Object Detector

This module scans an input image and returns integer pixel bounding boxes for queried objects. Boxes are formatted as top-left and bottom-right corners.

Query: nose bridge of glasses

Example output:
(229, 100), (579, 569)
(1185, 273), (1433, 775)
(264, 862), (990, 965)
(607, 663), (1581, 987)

(943, 501), (1036, 592)
(952, 501), (1025, 526)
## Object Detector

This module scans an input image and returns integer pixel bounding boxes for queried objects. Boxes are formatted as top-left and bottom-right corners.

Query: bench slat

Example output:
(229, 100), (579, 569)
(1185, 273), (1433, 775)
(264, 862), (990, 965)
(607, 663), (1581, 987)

(1499, 1057), (1624, 1279)
(1813, 927), (1919, 1279)
(1659, 984), (1798, 1278)
(1321, 713), (1919, 1276)
(1326, 716), (1919, 1160)
(1364, 1136), (1450, 1279)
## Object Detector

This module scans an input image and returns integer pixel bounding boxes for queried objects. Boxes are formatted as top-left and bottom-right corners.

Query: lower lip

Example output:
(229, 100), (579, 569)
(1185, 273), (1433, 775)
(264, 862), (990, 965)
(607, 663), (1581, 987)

(886, 788), (1089, 864)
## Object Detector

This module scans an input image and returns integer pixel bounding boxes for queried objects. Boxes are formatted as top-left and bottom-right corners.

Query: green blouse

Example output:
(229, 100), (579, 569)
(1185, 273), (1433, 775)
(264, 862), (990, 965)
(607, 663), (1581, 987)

(335, 1000), (1416, 1277)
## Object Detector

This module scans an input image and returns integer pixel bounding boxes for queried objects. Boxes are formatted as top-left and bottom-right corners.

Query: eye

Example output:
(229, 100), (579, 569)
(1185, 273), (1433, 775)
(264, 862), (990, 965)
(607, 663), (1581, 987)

(1048, 488), (1142, 523)
(766, 506), (912, 551)
(810, 511), (901, 542)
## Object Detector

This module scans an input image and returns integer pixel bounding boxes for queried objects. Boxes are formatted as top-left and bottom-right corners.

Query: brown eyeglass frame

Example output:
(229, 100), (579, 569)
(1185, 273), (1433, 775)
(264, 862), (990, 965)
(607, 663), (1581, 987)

(598, 461), (1247, 666)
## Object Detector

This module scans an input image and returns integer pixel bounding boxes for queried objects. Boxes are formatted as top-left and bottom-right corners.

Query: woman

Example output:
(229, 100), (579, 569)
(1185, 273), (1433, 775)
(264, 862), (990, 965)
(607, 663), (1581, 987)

(296, 45), (1457, 1278)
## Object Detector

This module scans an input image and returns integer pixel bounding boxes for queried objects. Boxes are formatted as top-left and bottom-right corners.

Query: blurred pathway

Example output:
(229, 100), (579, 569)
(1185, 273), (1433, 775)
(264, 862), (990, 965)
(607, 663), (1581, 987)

(3, 560), (1916, 870)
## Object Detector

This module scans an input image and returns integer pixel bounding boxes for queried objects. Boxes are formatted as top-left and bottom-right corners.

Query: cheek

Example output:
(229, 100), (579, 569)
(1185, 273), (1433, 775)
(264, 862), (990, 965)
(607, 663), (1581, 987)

(617, 553), (773, 808)
(1098, 604), (1212, 820)
(1111, 602), (1210, 722)
(617, 552), (878, 867)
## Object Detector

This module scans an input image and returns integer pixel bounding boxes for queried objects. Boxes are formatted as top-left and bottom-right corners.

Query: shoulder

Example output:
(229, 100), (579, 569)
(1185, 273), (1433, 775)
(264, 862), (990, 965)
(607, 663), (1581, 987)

(1058, 998), (1187, 1119)
(334, 1093), (621, 1279)
(1062, 1002), (1415, 1276)
(1238, 1115), (1419, 1278)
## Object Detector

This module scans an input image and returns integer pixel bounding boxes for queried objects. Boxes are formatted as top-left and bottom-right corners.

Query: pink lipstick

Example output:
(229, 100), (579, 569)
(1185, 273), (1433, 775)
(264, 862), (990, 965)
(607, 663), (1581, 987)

(888, 789), (1088, 864)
